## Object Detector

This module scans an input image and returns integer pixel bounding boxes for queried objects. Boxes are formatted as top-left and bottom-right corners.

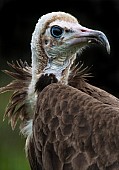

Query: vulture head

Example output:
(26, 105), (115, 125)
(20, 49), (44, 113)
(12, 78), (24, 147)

(0, 11), (110, 130)
(30, 11), (110, 93)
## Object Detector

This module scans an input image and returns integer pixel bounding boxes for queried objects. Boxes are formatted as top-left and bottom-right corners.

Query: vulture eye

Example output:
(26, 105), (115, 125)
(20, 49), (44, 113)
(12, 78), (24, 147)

(51, 25), (63, 38)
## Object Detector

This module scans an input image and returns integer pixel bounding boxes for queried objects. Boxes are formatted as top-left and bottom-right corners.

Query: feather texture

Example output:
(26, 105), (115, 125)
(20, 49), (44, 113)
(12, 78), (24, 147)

(69, 63), (119, 108)
(32, 83), (119, 170)
(1, 60), (119, 130)
(0, 60), (32, 129)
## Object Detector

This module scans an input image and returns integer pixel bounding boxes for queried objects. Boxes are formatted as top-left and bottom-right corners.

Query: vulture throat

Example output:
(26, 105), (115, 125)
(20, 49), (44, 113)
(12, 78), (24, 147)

(3, 11), (119, 170)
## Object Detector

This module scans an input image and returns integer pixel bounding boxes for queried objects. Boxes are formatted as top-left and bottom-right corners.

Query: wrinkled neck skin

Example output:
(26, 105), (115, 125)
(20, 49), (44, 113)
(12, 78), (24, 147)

(28, 49), (76, 109)
(43, 54), (76, 84)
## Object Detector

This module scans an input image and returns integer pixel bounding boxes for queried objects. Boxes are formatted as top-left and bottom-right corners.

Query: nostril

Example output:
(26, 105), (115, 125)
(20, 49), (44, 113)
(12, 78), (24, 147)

(81, 29), (87, 32)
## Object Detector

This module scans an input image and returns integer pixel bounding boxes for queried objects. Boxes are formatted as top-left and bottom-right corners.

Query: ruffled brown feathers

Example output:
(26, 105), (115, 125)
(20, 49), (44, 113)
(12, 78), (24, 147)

(0, 60), (90, 130)
(0, 60), (32, 129)
(68, 62), (92, 86)
(1, 59), (119, 131)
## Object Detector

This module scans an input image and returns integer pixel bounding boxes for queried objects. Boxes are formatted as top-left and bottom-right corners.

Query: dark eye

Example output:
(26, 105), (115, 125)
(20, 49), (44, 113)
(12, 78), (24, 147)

(50, 25), (63, 38)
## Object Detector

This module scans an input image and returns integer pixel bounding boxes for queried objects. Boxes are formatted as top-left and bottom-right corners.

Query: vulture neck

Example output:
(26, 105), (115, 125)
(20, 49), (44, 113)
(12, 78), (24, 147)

(31, 40), (77, 86)
(43, 54), (76, 84)
(28, 46), (76, 107)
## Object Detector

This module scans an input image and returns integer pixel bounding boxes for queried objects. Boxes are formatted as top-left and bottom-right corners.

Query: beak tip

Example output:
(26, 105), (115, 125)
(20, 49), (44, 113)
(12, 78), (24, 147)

(97, 31), (111, 55)
(106, 43), (110, 55)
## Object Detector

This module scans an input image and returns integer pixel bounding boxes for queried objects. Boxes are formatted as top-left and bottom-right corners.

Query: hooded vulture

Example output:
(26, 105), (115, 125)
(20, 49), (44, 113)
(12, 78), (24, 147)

(1, 11), (119, 170)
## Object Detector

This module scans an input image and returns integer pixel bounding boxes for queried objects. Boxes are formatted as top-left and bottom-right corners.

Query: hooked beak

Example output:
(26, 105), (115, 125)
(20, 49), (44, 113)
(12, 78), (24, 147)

(68, 25), (110, 54)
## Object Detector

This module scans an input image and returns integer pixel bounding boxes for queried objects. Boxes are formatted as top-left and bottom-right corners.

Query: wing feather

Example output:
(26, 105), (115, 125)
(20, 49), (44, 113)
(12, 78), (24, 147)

(69, 64), (119, 108)
(0, 60), (32, 129)
(32, 83), (119, 170)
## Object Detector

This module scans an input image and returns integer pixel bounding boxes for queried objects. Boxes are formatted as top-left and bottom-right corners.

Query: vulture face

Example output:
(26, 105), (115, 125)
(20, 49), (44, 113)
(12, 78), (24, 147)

(31, 11), (110, 88)
(42, 21), (110, 64)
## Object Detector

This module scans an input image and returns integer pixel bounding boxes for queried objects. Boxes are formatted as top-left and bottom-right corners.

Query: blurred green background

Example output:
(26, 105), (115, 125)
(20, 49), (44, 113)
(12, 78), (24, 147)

(1, 0), (119, 170)
(0, 74), (30, 170)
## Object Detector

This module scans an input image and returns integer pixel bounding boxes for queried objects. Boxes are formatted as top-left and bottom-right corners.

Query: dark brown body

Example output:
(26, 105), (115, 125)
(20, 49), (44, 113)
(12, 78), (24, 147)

(1, 62), (119, 170)
(27, 82), (119, 170)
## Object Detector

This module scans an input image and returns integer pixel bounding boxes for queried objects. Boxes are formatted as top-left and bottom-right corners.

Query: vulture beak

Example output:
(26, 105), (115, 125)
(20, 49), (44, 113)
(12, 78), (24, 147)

(68, 25), (110, 54)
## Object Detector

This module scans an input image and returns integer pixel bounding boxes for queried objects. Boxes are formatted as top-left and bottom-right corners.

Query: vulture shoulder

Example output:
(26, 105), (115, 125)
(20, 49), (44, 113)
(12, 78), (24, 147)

(68, 65), (119, 108)
(1, 61), (119, 129)
(31, 83), (119, 170)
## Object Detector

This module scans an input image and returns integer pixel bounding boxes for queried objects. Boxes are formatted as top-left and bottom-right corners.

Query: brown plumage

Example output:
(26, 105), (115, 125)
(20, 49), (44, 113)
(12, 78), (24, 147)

(0, 60), (32, 129)
(32, 83), (119, 170)
(1, 11), (119, 170)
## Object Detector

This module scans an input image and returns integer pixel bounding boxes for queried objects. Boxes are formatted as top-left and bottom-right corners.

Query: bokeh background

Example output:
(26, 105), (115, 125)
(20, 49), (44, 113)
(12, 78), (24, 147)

(0, 0), (119, 169)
